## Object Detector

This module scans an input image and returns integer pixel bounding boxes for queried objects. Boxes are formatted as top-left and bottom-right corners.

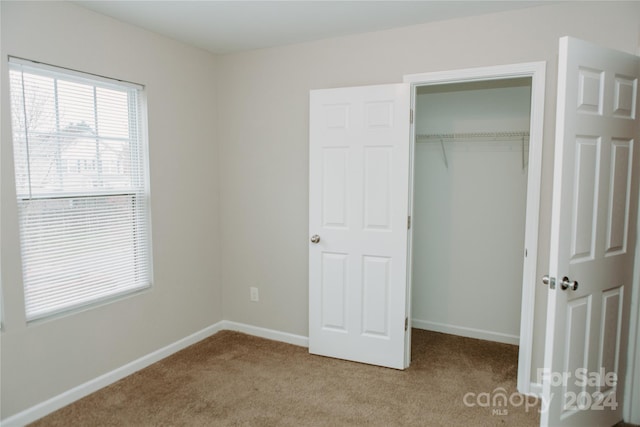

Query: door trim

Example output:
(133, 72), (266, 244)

(403, 61), (546, 395)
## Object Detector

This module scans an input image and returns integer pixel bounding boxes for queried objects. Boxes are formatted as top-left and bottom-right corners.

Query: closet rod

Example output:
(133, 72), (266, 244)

(416, 131), (530, 142)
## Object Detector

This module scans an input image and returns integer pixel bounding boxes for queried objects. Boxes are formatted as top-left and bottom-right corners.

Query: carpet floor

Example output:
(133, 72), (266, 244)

(31, 329), (541, 426)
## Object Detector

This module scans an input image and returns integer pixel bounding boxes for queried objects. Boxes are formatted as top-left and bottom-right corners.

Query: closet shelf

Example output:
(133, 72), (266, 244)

(416, 131), (529, 142)
(415, 130), (530, 170)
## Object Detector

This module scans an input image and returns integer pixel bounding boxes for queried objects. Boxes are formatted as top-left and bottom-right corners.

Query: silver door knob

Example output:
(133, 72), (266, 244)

(560, 276), (578, 291)
(310, 235), (320, 244)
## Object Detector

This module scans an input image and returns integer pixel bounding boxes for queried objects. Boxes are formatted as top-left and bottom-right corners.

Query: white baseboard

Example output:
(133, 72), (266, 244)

(527, 382), (543, 398)
(412, 319), (520, 345)
(1, 321), (307, 427)
(219, 320), (309, 347)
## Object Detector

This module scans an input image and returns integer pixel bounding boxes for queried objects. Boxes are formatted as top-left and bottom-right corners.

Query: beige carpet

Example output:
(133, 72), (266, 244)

(31, 329), (541, 426)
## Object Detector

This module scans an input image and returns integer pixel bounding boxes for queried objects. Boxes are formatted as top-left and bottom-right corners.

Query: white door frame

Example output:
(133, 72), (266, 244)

(403, 61), (546, 395)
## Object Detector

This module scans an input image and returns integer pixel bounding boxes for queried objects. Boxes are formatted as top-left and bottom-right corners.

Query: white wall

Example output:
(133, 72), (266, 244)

(217, 1), (640, 386)
(0, 2), (221, 419)
(411, 81), (531, 343)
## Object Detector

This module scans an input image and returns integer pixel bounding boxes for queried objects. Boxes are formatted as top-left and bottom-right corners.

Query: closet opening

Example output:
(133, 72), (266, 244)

(407, 71), (542, 394)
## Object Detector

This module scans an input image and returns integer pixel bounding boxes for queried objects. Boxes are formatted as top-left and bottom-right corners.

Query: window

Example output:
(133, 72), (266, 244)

(9, 58), (152, 321)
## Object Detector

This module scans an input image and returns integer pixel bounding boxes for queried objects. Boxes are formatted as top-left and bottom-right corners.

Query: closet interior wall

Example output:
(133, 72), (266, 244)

(411, 78), (532, 345)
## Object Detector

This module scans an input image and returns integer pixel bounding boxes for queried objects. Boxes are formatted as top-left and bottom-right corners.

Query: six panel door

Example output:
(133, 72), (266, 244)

(542, 37), (640, 427)
(308, 84), (411, 369)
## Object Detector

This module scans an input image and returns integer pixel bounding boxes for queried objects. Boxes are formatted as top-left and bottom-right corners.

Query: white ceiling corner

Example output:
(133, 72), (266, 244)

(74, 1), (551, 55)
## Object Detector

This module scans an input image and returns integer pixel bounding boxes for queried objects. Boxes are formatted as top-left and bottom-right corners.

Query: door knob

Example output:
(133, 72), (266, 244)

(560, 276), (578, 291)
(310, 235), (320, 244)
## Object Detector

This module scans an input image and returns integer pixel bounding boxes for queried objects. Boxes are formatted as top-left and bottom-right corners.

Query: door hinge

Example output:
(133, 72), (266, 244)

(407, 216), (411, 229)
(405, 317), (408, 331)
(410, 109), (414, 124)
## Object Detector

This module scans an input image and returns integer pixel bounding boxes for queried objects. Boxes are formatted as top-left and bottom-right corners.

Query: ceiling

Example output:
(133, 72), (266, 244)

(75, 1), (550, 55)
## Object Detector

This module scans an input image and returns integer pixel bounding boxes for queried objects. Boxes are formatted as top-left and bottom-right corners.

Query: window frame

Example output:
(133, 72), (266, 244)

(8, 57), (153, 322)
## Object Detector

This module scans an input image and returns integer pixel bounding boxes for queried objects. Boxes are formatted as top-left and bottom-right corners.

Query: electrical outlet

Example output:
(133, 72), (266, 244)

(250, 287), (259, 302)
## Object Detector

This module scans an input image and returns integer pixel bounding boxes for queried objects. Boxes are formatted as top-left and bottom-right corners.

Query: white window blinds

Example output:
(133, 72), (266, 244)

(9, 58), (152, 321)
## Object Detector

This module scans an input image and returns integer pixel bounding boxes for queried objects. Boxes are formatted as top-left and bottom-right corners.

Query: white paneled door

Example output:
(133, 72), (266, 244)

(308, 84), (411, 369)
(542, 37), (640, 426)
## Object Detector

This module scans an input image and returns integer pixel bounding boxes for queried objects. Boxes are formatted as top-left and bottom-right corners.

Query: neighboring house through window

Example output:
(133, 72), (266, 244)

(8, 57), (152, 321)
